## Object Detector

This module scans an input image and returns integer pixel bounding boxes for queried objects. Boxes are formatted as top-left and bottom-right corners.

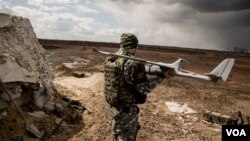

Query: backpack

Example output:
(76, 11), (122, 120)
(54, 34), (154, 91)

(104, 56), (147, 107)
(104, 56), (126, 107)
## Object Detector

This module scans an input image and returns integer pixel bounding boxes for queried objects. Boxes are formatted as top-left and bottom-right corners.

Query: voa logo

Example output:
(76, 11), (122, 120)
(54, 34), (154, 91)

(226, 129), (246, 136)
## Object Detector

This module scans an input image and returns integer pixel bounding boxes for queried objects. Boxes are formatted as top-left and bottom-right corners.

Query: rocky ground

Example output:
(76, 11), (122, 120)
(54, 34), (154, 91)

(1, 45), (250, 141)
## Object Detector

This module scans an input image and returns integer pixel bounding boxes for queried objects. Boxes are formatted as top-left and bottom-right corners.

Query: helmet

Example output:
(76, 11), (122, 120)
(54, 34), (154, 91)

(120, 33), (138, 49)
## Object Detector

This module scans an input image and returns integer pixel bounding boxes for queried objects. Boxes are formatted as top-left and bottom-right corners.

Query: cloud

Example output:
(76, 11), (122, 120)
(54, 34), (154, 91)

(1, 0), (133, 43)
(1, 0), (249, 51)
(76, 5), (99, 14)
(40, 5), (67, 12)
(164, 0), (250, 12)
(113, 0), (250, 12)
(12, 5), (96, 40)
(0, 0), (13, 13)
(96, 27), (135, 36)
(27, 0), (82, 6)
(97, 0), (250, 50)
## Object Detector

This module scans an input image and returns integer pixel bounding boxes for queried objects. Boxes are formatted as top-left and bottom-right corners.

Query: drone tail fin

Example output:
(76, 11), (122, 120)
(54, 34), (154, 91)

(208, 58), (235, 81)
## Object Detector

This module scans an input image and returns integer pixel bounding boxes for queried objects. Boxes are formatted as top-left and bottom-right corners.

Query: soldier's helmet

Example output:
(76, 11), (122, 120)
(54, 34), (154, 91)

(120, 33), (138, 49)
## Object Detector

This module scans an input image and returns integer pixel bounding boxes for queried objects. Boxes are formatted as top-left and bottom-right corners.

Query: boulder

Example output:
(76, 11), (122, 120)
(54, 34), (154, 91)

(0, 13), (53, 108)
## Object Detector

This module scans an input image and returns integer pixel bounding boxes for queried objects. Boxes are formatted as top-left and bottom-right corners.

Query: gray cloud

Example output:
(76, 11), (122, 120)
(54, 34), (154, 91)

(2, 0), (249, 51)
(165, 0), (250, 12)
(195, 10), (250, 28)
(107, 0), (250, 51)
(112, 0), (250, 12)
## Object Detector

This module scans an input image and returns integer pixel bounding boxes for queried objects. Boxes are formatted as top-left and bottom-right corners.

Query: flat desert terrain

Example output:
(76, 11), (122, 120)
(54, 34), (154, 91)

(44, 45), (250, 141)
(1, 44), (249, 141)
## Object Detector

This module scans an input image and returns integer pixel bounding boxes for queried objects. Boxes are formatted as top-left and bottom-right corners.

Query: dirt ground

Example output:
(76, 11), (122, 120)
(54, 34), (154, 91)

(2, 45), (250, 141)
(44, 46), (250, 141)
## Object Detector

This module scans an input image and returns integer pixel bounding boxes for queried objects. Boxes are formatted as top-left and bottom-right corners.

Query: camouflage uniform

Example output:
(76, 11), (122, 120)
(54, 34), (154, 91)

(104, 33), (163, 141)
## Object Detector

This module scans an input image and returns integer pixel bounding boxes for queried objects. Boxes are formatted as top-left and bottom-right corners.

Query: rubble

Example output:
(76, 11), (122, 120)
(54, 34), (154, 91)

(0, 13), (82, 140)
(0, 83), (22, 101)
(165, 101), (197, 114)
(203, 111), (250, 125)
(62, 62), (79, 69)
(43, 100), (56, 111)
(0, 13), (54, 109)
(0, 111), (7, 120)
(61, 61), (93, 78)
(203, 111), (232, 125)
(0, 99), (8, 109)
(27, 111), (46, 119)
(72, 71), (87, 78)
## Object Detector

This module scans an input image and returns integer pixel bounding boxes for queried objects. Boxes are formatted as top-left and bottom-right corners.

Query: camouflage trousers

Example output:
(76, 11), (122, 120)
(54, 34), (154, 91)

(110, 105), (140, 141)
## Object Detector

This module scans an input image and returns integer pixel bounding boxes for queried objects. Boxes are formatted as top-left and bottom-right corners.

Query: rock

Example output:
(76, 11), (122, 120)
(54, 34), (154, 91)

(43, 100), (55, 111)
(203, 111), (233, 125)
(55, 118), (68, 127)
(0, 99), (8, 109)
(0, 111), (7, 120)
(0, 83), (22, 101)
(0, 13), (54, 107)
(34, 91), (49, 109)
(55, 103), (64, 112)
(27, 111), (46, 118)
(62, 62), (78, 69)
(192, 117), (199, 122)
(55, 118), (63, 124)
(72, 71), (92, 78)
(72, 71), (85, 78)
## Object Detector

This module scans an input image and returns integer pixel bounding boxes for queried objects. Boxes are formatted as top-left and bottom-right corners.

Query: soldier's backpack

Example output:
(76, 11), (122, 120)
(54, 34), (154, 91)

(104, 55), (147, 107)
(104, 56), (126, 107)
(104, 56), (135, 107)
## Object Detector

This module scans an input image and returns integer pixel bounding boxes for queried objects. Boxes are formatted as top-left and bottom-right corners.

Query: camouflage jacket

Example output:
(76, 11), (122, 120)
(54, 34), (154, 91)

(104, 50), (163, 108)
(123, 59), (163, 94)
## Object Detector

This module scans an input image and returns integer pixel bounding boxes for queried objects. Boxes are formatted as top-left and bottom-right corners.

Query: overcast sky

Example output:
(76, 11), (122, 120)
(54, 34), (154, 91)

(0, 0), (249, 51)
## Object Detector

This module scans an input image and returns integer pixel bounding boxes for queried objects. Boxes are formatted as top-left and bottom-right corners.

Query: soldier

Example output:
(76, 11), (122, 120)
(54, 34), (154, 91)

(104, 33), (168, 141)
